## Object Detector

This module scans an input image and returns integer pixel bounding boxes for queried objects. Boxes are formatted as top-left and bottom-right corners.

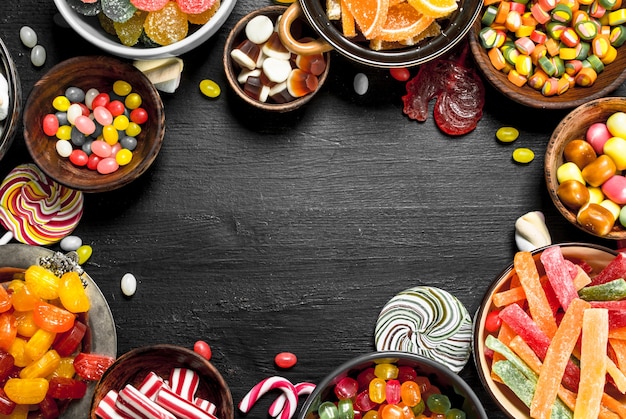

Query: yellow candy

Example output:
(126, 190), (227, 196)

(25, 265), (60, 300)
(55, 125), (72, 141)
(59, 271), (90, 313)
(557, 162), (585, 183)
(608, 8), (626, 25)
(25, 329), (56, 361)
(603, 136), (626, 170)
(52, 96), (70, 112)
(113, 80), (132, 96)
(513, 147), (535, 163)
(125, 92), (142, 109)
(113, 115), (130, 131)
(126, 122), (142, 137)
(116, 149), (133, 166)
(8, 337), (31, 368)
(199, 79), (221, 98)
(607, 112), (626, 138)
(102, 125), (119, 145)
(49, 357), (77, 379)
(600, 199), (621, 221)
(19, 349), (60, 379)
(4, 378), (49, 404)
(77, 245), (93, 265)
(588, 186), (605, 204)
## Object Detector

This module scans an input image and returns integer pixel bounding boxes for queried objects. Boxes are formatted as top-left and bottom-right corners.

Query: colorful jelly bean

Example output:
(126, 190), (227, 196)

(496, 126), (519, 142)
(512, 147), (535, 164)
(389, 67), (410, 81)
(193, 340), (211, 360)
(19, 26), (37, 48)
(76, 244), (93, 264)
(274, 351), (297, 369)
(199, 79), (221, 98)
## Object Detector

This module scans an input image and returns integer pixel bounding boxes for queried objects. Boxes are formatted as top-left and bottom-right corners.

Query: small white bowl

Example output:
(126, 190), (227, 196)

(53, 0), (237, 59)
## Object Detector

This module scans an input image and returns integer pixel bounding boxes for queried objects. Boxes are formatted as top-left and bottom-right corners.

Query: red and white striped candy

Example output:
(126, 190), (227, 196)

(118, 384), (177, 419)
(268, 382), (316, 418)
(95, 390), (131, 419)
(194, 397), (217, 415)
(239, 376), (298, 419)
(170, 368), (200, 401)
(156, 386), (218, 419)
(139, 371), (167, 400)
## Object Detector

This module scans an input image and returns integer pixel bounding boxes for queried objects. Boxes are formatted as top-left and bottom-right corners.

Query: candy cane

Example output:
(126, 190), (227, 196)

(138, 371), (167, 400)
(170, 368), (200, 401)
(239, 376), (298, 419)
(268, 382), (316, 418)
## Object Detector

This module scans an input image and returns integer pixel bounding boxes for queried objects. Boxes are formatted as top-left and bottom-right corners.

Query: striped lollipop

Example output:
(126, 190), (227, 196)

(0, 163), (83, 245)
(374, 286), (472, 373)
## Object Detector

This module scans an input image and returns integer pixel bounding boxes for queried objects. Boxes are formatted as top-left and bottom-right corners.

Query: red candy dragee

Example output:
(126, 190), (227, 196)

(0, 163), (83, 245)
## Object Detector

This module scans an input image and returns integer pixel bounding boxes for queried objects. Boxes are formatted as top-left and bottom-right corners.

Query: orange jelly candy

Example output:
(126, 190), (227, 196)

(144, 2), (188, 46)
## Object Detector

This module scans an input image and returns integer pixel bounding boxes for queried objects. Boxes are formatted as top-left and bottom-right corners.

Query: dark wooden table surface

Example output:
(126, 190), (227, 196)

(1, 1), (625, 417)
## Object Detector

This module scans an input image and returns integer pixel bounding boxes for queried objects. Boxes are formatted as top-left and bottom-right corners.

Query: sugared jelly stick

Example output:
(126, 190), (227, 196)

(591, 253), (626, 286)
(170, 368), (199, 401)
(239, 376), (297, 419)
(138, 371), (166, 400)
(573, 308), (609, 419)
(531, 298), (589, 419)
(499, 303), (581, 391)
(95, 390), (131, 419)
(491, 322), (516, 384)
(515, 252), (558, 338)
(540, 246), (579, 311)
(118, 384), (176, 419)
(155, 386), (217, 419)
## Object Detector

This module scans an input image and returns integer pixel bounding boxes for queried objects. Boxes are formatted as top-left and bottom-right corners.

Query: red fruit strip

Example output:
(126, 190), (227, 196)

(176, 0), (218, 14)
(540, 246), (579, 311)
(73, 352), (115, 381)
(499, 303), (580, 391)
(590, 253), (626, 286)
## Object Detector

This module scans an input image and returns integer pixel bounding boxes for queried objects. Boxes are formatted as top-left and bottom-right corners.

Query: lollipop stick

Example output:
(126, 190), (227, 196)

(0, 231), (12, 245)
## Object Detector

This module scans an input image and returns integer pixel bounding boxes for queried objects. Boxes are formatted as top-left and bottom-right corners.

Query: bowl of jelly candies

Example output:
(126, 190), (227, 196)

(473, 243), (623, 418)
(468, 1), (626, 110)
(297, 351), (488, 419)
(52, 0), (237, 60)
(90, 344), (234, 419)
(545, 96), (626, 239)
(0, 35), (21, 163)
(23, 55), (165, 193)
(223, 5), (331, 113)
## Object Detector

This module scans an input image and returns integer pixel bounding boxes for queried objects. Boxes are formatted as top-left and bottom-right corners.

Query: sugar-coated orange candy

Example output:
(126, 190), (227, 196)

(144, 2), (188, 46)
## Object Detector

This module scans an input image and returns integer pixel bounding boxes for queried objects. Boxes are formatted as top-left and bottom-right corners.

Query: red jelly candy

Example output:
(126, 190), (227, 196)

(87, 153), (101, 171)
(485, 310), (502, 333)
(69, 149), (89, 167)
(397, 366), (417, 383)
(47, 377), (87, 399)
(390, 67), (410, 81)
(131, 0), (169, 11)
(0, 351), (15, 383)
(193, 340), (212, 361)
(91, 93), (111, 109)
(0, 388), (16, 415)
(354, 389), (378, 411)
(38, 395), (60, 419)
(356, 367), (376, 390)
(274, 351), (297, 369)
(106, 100), (126, 117)
(53, 320), (87, 357)
(334, 376), (358, 399)
(43, 114), (59, 136)
(177, 0), (218, 14)
(130, 107), (148, 124)
(73, 352), (115, 381)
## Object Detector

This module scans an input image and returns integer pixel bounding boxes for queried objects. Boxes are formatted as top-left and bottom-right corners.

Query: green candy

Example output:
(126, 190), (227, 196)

(579, 278), (626, 301)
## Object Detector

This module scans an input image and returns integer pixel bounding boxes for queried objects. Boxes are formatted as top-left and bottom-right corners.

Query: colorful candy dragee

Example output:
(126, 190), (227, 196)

(70, 0), (222, 47)
(239, 376), (313, 419)
(230, 13), (327, 104)
(313, 360), (468, 419)
(0, 263), (113, 417)
(374, 286), (472, 373)
(477, 0), (626, 96)
(555, 111), (626, 236)
(482, 246), (626, 418)
(95, 367), (221, 419)
(42, 81), (149, 175)
(0, 164), (83, 245)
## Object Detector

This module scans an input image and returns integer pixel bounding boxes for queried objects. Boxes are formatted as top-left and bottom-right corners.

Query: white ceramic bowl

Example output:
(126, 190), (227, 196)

(53, 0), (237, 59)
(0, 36), (21, 162)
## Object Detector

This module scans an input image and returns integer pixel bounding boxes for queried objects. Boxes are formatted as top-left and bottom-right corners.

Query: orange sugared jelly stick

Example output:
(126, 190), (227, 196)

(573, 308), (609, 419)
(515, 252), (558, 338)
(601, 393), (626, 419)
(531, 298), (590, 419)
(610, 338), (626, 374)
(491, 322), (516, 384)
(540, 246), (580, 311)
(499, 302), (581, 391)
(340, 0), (357, 38)
(609, 327), (626, 340)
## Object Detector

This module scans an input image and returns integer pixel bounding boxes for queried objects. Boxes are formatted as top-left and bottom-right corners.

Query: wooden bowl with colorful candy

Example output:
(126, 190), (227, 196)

(23, 56), (165, 193)
(468, 1), (626, 110)
(473, 243), (626, 418)
(545, 97), (626, 240)
(223, 6), (331, 113)
(297, 351), (488, 419)
(89, 344), (234, 419)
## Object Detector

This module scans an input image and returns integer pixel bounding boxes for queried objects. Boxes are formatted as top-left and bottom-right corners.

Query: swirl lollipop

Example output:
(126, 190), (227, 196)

(0, 163), (84, 245)
(374, 286), (472, 373)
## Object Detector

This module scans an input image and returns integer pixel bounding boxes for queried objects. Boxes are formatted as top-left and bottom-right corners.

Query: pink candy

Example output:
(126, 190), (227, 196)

(239, 376), (298, 419)
(602, 175), (626, 205)
(586, 122), (612, 155)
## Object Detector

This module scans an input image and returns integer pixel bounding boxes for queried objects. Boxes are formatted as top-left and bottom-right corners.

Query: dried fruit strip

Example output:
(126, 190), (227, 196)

(531, 298), (590, 419)
(540, 246), (579, 311)
(515, 252), (558, 338)
(573, 308), (609, 419)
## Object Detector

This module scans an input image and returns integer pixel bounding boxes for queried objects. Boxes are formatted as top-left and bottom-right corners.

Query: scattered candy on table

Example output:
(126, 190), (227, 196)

(41, 81), (149, 175)
(230, 12), (327, 104)
(512, 147), (535, 163)
(274, 351), (297, 369)
(389, 67), (411, 82)
(514, 210), (552, 252)
(555, 111), (626, 236)
(0, 164), (83, 246)
(374, 286), (472, 373)
(496, 126), (520, 143)
(353, 73), (369, 95)
(193, 340), (212, 360)
(199, 79), (221, 98)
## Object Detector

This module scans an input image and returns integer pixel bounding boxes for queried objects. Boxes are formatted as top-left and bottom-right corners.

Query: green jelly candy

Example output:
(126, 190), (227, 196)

(513, 148), (535, 164)
(446, 408), (467, 419)
(337, 399), (354, 419)
(114, 11), (147, 46)
(485, 335), (536, 381)
(427, 394), (451, 414)
(579, 278), (626, 301)
(102, 0), (137, 23)
(318, 401), (339, 419)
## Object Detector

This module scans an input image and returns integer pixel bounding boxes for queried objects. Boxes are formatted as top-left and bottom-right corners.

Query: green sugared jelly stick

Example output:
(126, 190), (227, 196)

(579, 278), (626, 301)
(486, 335), (537, 383)
(492, 361), (573, 419)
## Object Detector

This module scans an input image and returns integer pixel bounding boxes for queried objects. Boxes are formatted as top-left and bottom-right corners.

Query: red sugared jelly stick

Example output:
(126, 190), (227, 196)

(540, 246), (579, 311)
(590, 253), (626, 286)
(499, 303), (580, 391)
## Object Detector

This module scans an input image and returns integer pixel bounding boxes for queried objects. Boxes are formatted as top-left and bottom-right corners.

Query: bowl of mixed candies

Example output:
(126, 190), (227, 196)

(297, 351), (488, 419)
(545, 97), (626, 239)
(23, 55), (165, 193)
(473, 243), (626, 418)
(53, 0), (237, 59)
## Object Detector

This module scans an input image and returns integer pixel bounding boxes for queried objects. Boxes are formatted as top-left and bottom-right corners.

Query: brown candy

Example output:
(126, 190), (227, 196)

(557, 179), (590, 210)
(295, 53), (327, 76)
(563, 139), (597, 169)
(577, 203), (615, 236)
(231, 39), (261, 70)
(287, 69), (318, 98)
(581, 154), (617, 187)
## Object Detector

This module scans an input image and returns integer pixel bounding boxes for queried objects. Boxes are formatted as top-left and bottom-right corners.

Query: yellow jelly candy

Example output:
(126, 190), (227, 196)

(199, 79), (221, 98)
(114, 11), (147, 46)
(144, 2), (188, 46)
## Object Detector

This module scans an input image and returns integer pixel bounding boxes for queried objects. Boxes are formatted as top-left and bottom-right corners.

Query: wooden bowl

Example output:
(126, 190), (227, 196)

(468, 20), (626, 110)
(23, 56), (165, 193)
(223, 6), (331, 113)
(90, 344), (234, 419)
(0, 35), (21, 162)
(473, 243), (618, 418)
(545, 97), (626, 239)
(298, 351), (488, 419)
